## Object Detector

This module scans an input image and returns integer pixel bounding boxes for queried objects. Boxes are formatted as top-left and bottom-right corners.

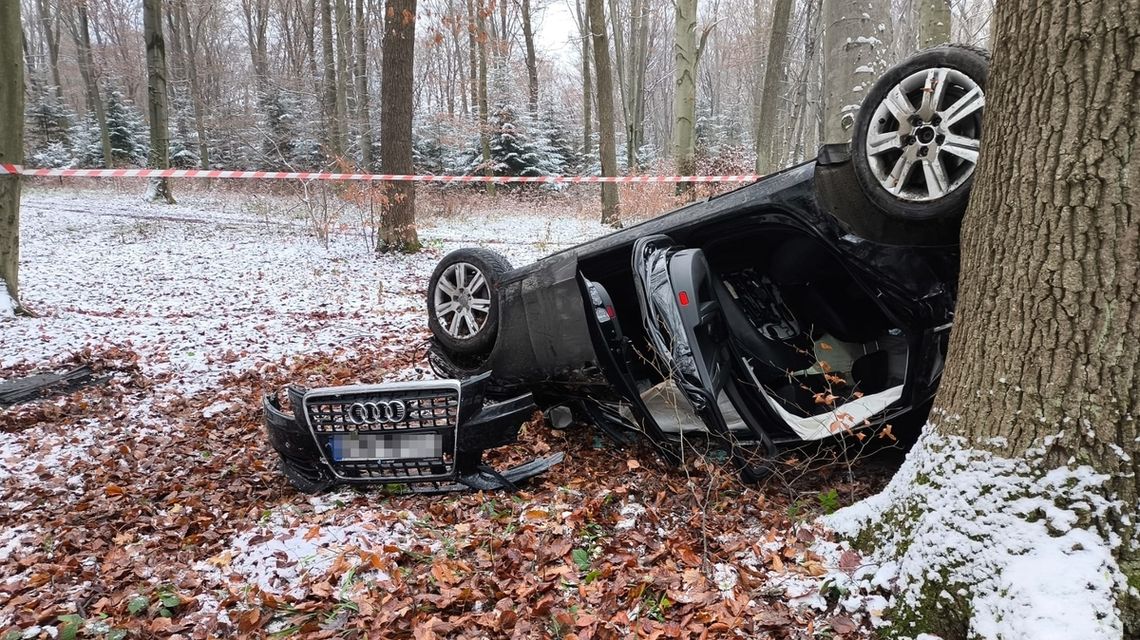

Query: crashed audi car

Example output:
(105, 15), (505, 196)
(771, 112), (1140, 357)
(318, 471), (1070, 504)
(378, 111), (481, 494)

(265, 44), (988, 492)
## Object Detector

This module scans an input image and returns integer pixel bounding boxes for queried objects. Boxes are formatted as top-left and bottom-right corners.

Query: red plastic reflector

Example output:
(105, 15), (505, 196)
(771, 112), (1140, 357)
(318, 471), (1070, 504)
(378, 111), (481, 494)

(678, 291), (690, 306)
(606, 305), (616, 318)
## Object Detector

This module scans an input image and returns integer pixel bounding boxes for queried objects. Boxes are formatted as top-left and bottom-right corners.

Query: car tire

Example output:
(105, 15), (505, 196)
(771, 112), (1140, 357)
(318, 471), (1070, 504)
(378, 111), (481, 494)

(851, 43), (990, 221)
(427, 248), (513, 356)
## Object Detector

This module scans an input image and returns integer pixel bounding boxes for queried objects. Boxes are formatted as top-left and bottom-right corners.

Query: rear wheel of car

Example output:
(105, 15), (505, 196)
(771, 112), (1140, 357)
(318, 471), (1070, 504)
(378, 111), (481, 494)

(427, 248), (513, 356)
(851, 44), (990, 221)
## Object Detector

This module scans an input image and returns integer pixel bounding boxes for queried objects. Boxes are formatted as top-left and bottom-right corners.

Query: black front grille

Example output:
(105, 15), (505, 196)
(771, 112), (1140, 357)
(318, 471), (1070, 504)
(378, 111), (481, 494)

(302, 383), (460, 482)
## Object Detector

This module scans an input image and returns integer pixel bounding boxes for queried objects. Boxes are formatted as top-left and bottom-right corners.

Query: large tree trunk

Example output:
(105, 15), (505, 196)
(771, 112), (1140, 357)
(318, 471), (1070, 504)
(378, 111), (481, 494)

(377, 0), (420, 252)
(917, 0), (951, 49)
(72, 2), (113, 168)
(820, 0), (892, 143)
(0, 0), (22, 309)
(354, 0), (373, 169)
(754, 0), (791, 174)
(587, 0), (619, 226)
(143, 0), (175, 204)
(829, 0), (1139, 636)
(671, 0), (698, 187)
(520, 0), (539, 114)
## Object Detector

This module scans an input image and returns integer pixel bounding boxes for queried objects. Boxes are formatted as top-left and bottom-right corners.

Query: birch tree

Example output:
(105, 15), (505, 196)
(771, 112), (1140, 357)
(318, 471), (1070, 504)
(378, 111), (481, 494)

(831, 0), (1139, 634)
(0, 0), (22, 309)
(143, 0), (175, 203)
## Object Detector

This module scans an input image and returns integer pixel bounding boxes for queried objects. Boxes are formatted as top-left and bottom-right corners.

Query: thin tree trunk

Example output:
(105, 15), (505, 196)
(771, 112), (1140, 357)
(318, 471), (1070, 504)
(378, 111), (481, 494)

(475, 0), (493, 195)
(334, 0), (352, 155)
(606, 0), (629, 165)
(178, 0), (209, 168)
(465, 0), (478, 113)
(143, 0), (175, 203)
(917, 0), (951, 49)
(754, 0), (791, 173)
(72, 2), (113, 168)
(576, 0), (592, 158)
(630, 0), (648, 166)
(672, 0), (698, 194)
(520, 0), (539, 114)
(321, 0), (343, 156)
(0, 0), (22, 307)
(378, 0), (420, 252)
(35, 0), (62, 99)
(587, 0), (619, 226)
(354, 0), (373, 168)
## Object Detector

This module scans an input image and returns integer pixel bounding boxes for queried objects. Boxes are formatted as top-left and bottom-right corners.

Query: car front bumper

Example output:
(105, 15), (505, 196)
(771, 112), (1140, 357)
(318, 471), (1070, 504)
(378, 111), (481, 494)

(262, 374), (561, 493)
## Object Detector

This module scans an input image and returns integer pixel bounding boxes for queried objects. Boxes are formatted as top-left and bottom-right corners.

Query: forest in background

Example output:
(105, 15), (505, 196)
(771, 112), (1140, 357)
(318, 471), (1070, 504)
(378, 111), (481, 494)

(19, 0), (994, 181)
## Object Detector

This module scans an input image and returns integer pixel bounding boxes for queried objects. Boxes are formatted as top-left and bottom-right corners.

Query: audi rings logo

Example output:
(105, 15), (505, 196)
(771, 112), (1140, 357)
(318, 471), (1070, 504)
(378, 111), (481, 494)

(347, 400), (407, 425)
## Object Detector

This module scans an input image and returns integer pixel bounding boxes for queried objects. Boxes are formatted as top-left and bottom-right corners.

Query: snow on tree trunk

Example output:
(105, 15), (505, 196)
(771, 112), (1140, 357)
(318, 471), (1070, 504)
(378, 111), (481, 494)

(820, 0), (892, 144)
(587, 0), (620, 227)
(825, 0), (1139, 636)
(754, 0), (792, 174)
(0, 0), (22, 308)
(378, 0), (420, 252)
(144, 0), (175, 204)
(917, 0), (951, 49)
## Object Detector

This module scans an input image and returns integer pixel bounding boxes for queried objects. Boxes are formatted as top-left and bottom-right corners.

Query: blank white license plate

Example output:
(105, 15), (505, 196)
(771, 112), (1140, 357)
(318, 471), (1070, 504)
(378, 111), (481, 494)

(330, 432), (443, 462)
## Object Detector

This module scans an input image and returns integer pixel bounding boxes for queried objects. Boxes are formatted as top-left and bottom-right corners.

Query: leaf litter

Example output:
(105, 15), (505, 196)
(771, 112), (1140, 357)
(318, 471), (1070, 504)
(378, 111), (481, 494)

(1, 188), (900, 638)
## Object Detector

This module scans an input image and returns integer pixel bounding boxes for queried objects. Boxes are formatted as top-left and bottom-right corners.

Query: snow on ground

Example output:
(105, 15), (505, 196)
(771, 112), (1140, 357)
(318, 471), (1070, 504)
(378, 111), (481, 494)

(0, 186), (614, 631)
(818, 425), (1125, 640)
(3, 187), (611, 393)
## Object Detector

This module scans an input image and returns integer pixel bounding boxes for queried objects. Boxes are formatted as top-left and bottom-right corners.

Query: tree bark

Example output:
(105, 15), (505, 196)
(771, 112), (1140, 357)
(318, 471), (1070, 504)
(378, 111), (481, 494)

(820, 0), (892, 144)
(754, 0), (791, 174)
(354, 0), (373, 169)
(0, 0), (23, 307)
(143, 0), (175, 203)
(628, 0), (649, 168)
(520, 0), (539, 114)
(936, 0), (1138, 531)
(72, 1), (113, 168)
(321, 0), (344, 157)
(916, 0), (951, 49)
(378, 0), (420, 252)
(672, 0), (698, 186)
(587, 0), (619, 226)
(334, 0), (352, 156)
(839, 0), (1140, 634)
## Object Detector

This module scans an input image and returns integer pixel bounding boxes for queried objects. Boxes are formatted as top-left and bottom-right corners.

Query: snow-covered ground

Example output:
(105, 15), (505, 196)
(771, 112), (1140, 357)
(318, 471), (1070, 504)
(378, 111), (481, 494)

(3, 187), (611, 392)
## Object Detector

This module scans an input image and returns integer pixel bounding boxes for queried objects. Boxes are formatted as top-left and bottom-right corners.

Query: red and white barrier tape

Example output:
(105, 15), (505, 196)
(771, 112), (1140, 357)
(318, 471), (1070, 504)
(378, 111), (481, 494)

(0, 163), (761, 184)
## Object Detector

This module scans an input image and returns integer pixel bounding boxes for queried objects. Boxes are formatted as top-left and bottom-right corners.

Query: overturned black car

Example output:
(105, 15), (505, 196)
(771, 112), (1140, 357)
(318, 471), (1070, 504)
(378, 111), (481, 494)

(265, 44), (988, 492)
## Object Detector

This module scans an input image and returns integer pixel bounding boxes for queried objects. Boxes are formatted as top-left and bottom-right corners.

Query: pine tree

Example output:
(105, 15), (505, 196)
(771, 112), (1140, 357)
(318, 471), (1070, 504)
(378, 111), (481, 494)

(24, 86), (74, 168)
(103, 89), (149, 166)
